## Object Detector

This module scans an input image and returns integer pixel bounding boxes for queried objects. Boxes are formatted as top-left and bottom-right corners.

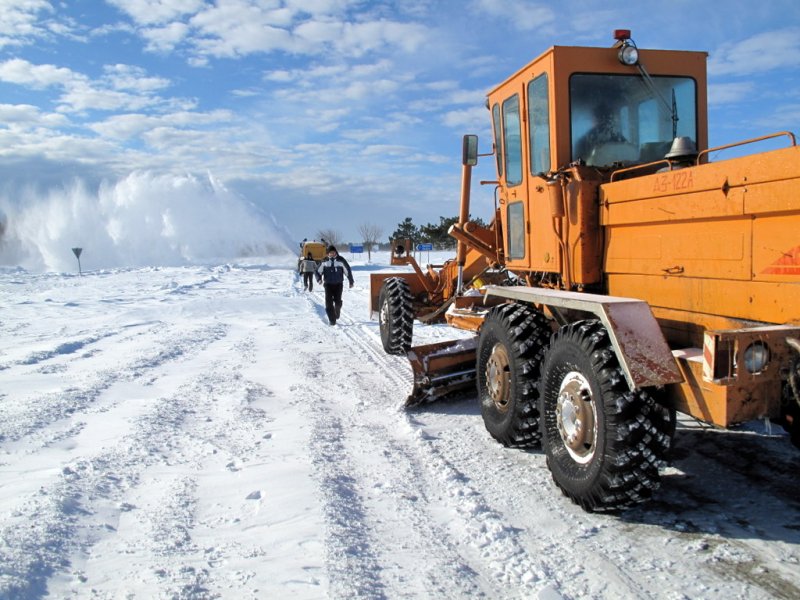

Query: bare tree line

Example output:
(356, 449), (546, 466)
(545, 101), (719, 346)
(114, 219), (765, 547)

(315, 223), (384, 260)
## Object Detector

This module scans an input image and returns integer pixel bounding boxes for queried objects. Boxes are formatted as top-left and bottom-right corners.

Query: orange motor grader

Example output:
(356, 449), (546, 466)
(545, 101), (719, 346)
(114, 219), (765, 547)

(369, 30), (800, 512)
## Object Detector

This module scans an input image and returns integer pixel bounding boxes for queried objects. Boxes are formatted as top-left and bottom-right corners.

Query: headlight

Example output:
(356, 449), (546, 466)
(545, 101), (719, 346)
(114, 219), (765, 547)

(743, 341), (770, 374)
(618, 44), (639, 66)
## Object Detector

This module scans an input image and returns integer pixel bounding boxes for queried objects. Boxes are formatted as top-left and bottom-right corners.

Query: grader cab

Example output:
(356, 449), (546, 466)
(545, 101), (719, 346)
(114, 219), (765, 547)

(370, 30), (800, 512)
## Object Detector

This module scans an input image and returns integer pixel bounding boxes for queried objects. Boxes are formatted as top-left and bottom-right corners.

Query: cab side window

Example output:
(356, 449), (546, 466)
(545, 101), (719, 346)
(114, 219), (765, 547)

(492, 103), (503, 178)
(507, 201), (525, 259)
(528, 74), (550, 174)
(502, 94), (522, 186)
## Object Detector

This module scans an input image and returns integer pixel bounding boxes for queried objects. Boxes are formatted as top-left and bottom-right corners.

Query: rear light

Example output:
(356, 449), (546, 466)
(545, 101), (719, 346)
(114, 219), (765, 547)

(744, 341), (771, 374)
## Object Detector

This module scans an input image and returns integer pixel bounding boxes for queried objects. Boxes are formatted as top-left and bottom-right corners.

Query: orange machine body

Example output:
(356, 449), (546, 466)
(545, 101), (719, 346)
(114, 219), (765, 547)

(484, 42), (799, 427)
(372, 36), (800, 432)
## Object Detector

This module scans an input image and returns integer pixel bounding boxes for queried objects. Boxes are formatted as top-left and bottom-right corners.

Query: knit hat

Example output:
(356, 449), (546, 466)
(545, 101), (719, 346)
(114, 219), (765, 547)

(326, 245), (337, 253)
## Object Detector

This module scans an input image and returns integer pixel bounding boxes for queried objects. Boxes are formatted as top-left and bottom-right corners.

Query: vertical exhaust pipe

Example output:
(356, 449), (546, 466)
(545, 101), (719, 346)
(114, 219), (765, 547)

(457, 135), (478, 294)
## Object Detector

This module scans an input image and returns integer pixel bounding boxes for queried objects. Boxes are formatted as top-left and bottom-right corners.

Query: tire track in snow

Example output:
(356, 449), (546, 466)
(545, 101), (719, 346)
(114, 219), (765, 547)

(397, 416), (553, 596)
(293, 370), (488, 598)
(414, 410), (659, 600)
(0, 330), (270, 598)
(345, 418), (495, 598)
(307, 283), (681, 598)
(288, 289), (493, 595)
(0, 389), (199, 597)
(289, 374), (386, 598)
(412, 390), (799, 599)
(0, 322), (228, 450)
(299, 285), (413, 392)
(301, 280), (680, 598)
(296, 296), (555, 597)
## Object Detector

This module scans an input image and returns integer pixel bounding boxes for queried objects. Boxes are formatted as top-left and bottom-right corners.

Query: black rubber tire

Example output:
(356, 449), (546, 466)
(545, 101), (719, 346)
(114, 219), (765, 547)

(780, 356), (800, 449)
(378, 277), (414, 355)
(539, 319), (674, 512)
(476, 303), (551, 448)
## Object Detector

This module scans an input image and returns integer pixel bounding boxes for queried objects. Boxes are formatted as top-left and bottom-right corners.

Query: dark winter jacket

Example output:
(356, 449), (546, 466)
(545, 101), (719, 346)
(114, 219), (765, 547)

(316, 255), (354, 286)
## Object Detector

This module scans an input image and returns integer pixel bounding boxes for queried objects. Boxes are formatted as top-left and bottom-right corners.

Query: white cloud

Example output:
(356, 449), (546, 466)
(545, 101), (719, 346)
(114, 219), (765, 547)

(285, 0), (351, 15)
(441, 105), (489, 131)
(360, 143), (414, 157)
(0, 59), (182, 114)
(0, 0), (54, 48)
(268, 59), (405, 109)
(328, 20), (429, 57)
(0, 58), (77, 89)
(708, 81), (755, 105)
(0, 126), (122, 163)
(89, 109), (234, 140)
(264, 69), (294, 82)
(0, 103), (68, 128)
(756, 102), (800, 130)
(471, 0), (555, 32)
(140, 21), (190, 52)
(107, 0), (432, 62)
(231, 88), (261, 97)
(0, 103), (41, 123)
(339, 78), (399, 101)
(103, 64), (171, 92)
(106, 0), (205, 26)
(709, 27), (800, 77)
(57, 83), (156, 113)
(188, 1), (296, 57)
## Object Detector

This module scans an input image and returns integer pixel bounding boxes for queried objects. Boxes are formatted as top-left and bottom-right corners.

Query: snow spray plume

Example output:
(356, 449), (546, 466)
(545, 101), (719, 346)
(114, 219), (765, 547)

(0, 172), (293, 272)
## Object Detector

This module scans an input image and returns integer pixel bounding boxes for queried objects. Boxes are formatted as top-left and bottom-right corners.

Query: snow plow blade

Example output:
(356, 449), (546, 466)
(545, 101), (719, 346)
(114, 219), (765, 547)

(406, 337), (478, 407)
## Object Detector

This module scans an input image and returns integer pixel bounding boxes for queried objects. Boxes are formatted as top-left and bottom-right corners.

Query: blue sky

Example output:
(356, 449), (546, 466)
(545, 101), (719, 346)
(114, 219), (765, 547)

(1, 0), (799, 248)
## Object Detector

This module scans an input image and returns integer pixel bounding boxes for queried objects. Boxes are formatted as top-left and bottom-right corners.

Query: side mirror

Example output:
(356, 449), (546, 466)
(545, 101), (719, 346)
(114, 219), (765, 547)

(462, 134), (478, 166)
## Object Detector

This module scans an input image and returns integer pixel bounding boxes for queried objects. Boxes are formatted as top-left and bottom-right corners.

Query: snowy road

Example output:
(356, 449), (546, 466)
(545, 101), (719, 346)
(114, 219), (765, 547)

(1, 259), (799, 599)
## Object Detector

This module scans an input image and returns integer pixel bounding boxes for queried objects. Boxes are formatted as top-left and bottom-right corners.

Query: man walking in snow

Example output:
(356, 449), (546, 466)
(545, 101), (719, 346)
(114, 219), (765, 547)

(316, 245), (354, 325)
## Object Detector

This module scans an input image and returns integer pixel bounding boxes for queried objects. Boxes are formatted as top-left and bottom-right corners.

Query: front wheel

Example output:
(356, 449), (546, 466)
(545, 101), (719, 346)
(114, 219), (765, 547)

(539, 320), (674, 512)
(378, 277), (414, 355)
(476, 304), (551, 447)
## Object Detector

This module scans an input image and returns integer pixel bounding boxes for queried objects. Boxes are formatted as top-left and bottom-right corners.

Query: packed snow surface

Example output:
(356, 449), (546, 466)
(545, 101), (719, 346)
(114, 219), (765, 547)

(1, 252), (799, 599)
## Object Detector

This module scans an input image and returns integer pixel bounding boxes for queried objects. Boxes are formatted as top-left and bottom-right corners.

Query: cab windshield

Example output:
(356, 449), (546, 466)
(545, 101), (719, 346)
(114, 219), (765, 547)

(570, 73), (697, 167)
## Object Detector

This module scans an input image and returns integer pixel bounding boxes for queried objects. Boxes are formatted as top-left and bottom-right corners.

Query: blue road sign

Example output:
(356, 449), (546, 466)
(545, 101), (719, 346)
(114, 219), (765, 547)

(416, 243), (433, 251)
(350, 245), (364, 253)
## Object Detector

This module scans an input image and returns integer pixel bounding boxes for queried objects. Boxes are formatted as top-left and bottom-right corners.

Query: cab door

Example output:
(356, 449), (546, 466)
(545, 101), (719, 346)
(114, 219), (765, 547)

(495, 88), (531, 272)
(526, 72), (560, 274)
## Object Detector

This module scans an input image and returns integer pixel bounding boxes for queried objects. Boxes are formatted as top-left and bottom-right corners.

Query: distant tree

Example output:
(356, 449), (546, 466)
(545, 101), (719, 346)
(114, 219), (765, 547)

(390, 217), (419, 246)
(357, 222), (383, 261)
(418, 215), (488, 250)
(471, 215), (488, 228)
(316, 229), (341, 248)
(419, 216), (459, 250)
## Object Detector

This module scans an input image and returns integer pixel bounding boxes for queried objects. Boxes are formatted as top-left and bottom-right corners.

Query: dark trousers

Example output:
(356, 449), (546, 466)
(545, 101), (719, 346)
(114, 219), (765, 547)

(302, 272), (314, 290)
(324, 283), (343, 324)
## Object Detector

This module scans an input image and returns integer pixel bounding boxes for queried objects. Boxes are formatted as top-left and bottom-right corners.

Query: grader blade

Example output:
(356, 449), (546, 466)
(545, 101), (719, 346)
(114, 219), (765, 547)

(405, 337), (478, 407)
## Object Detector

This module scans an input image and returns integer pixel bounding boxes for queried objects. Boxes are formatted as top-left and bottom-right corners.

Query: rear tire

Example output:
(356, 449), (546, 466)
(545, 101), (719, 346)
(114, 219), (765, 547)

(780, 354), (800, 449)
(476, 304), (551, 447)
(539, 320), (674, 512)
(378, 277), (414, 355)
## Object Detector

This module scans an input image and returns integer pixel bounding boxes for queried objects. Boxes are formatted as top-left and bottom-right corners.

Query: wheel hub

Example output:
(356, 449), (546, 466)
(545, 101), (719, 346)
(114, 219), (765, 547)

(485, 343), (511, 413)
(379, 299), (388, 328)
(555, 371), (597, 463)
